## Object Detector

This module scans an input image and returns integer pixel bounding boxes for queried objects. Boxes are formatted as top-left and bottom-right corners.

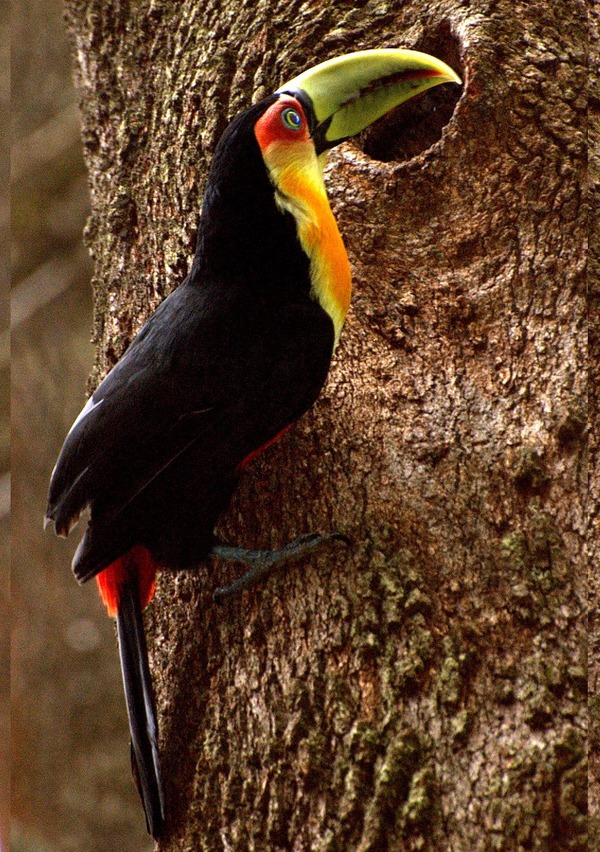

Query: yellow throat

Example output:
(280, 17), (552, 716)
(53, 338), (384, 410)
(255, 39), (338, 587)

(261, 139), (351, 344)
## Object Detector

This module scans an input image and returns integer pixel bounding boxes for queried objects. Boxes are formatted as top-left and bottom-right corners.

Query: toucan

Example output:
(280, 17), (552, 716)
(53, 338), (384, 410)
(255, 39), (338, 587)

(46, 49), (461, 839)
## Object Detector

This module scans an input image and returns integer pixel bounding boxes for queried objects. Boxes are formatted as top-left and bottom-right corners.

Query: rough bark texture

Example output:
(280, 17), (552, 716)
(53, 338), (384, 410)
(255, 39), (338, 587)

(64, 0), (587, 849)
(589, 4), (599, 848)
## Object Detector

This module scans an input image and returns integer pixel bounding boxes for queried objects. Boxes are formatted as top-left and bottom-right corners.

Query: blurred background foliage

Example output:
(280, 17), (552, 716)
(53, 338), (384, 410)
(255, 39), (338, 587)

(11, 0), (151, 848)
(2, 1), (9, 849)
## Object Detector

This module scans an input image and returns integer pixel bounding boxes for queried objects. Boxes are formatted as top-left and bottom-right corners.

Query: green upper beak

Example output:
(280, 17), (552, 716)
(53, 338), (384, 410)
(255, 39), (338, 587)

(277, 48), (462, 155)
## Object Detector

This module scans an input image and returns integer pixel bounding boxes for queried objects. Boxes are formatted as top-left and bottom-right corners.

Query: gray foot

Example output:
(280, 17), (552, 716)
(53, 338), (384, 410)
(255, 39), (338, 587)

(211, 532), (349, 603)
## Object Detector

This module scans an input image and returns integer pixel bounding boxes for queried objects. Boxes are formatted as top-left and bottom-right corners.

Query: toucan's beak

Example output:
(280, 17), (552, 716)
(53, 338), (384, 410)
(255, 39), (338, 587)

(277, 49), (462, 155)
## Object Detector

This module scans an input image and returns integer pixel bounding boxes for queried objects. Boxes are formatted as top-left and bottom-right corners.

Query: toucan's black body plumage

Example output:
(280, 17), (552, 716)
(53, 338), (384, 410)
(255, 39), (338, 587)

(48, 97), (334, 581)
(52, 275), (334, 580)
(46, 49), (460, 840)
(47, 97), (334, 838)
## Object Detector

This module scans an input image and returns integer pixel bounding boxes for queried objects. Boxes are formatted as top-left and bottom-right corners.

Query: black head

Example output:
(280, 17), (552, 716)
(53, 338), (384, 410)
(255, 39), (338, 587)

(192, 95), (311, 298)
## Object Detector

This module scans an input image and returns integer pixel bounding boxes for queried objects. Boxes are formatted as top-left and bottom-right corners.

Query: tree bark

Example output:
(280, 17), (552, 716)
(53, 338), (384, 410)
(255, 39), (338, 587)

(64, 0), (587, 848)
(589, 4), (599, 848)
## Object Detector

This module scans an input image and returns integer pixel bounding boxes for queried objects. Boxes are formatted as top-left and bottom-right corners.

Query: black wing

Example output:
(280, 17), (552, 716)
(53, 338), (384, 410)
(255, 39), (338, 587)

(47, 278), (334, 573)
(47, 281), (218, 536)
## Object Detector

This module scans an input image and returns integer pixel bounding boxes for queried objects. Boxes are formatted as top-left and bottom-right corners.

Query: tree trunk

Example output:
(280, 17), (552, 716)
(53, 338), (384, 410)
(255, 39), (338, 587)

(589, 4), (599, 847)
(64, 0), (587, 848)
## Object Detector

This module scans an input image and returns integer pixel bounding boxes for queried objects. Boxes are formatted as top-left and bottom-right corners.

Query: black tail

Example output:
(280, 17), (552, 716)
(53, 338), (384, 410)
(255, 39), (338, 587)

(116, 578), (165, 839)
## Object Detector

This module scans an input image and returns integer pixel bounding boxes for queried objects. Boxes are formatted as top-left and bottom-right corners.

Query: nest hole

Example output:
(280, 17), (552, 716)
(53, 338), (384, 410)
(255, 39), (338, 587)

(357, 22), (463, 164)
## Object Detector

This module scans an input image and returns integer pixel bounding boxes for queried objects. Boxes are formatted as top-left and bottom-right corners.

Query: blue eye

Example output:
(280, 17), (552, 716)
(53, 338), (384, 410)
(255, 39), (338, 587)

(281, 107), (302, 131)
